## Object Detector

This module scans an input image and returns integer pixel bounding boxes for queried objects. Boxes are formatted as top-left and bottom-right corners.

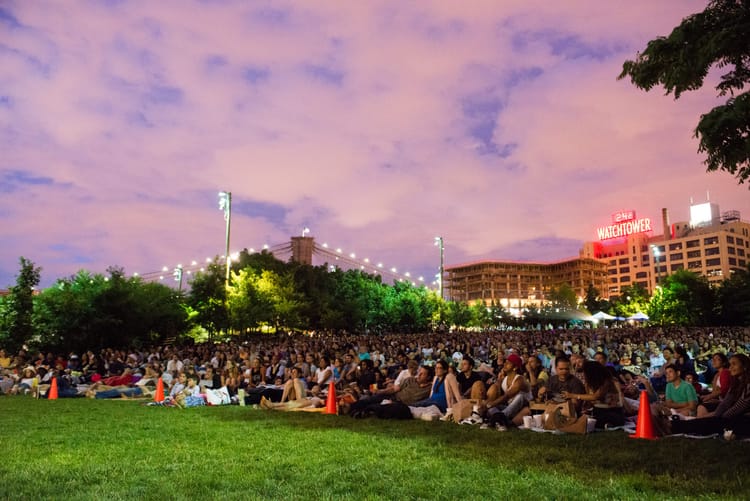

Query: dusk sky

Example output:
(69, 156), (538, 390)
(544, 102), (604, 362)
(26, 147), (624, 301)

(2, 1), (749, 289)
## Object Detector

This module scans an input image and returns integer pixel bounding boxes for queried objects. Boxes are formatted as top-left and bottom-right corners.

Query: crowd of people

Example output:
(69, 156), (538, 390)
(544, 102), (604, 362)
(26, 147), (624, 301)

(1, 324), (749, 437)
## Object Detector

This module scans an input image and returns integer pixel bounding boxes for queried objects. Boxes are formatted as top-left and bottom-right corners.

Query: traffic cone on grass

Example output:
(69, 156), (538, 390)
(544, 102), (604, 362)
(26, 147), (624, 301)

(48, 377), (58, 400)
(629, 390), (657, 440)
(325, 381), (337, 415)
(154, 377), (165, 402)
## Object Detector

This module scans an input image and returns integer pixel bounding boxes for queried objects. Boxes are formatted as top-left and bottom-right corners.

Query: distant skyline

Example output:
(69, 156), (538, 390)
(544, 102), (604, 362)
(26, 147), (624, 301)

(2, 1), (748, 289)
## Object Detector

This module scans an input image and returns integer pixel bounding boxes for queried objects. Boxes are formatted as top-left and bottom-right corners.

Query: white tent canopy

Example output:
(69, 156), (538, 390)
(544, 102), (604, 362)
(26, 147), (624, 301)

(626, 312), (649, 321)
(592, 311), (616, 320)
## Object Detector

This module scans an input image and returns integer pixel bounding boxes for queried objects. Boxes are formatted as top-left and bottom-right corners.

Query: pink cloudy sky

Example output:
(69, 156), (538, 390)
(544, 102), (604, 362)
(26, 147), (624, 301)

(2, 0), (748, 288)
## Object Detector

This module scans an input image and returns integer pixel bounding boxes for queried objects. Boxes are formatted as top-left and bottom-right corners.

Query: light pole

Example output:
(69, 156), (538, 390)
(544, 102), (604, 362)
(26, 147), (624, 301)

(434, 236), (444, 300)
(218, 191), (232, 290)
(173, 264), (183, 292)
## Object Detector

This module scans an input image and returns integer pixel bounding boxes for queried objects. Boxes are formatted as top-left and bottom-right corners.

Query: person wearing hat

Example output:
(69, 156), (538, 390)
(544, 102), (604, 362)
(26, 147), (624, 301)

(10, 366), (38, 395)
(483, 353), (531, 431)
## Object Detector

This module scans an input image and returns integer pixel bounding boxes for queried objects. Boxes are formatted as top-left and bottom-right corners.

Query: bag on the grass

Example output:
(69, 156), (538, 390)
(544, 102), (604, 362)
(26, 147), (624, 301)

(452, 399), (484, 422)
(542, 400), (581, 431)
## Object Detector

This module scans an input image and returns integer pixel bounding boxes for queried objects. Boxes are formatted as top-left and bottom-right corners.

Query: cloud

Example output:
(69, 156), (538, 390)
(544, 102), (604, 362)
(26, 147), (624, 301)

(0, 0), (747, 289)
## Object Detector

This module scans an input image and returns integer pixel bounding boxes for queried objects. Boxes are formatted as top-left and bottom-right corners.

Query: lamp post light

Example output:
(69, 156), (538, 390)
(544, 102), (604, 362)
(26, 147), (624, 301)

(434, 236), (444, 300)
(218, 191), (232, 290)
(173, 264), (184, 292)
(651, 245), (661, 287)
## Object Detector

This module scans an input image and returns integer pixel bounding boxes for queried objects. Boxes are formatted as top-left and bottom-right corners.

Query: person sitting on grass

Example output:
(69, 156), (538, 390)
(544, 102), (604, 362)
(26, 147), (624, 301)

(563, 361), (624, 429)
(672, 354), (750, 437)
(349, 365), (434, 418)
(482, 353), (530, 430)
(538, 356), (585, 402)
(9, 366), (38, 395)
(411, 359), (449, 413)
(699, 353), (732, 415)
(663, 363), (698, 418)
(442, 356), (487, 423)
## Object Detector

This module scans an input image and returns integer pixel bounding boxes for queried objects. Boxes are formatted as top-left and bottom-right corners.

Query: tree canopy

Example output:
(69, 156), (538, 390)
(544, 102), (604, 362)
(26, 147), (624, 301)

(618, 0), (750, 185)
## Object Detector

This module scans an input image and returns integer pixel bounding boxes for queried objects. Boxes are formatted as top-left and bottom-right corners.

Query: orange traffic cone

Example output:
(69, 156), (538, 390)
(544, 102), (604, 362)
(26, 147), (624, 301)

(48, 377), (58, 400)
(325, 381), (337, 415)
(630, 390), (657, 440)
(154, 377), (165, 402)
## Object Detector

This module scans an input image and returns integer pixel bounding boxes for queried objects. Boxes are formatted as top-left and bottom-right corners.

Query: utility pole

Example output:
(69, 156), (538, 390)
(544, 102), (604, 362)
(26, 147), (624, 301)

(218, 191), (232, 291)
(435, 236), (444, 300)
(173, 264), (183, 292)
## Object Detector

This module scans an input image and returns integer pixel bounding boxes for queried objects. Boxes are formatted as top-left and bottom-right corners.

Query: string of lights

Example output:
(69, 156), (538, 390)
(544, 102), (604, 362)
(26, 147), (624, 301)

(132, 236), (438, 290)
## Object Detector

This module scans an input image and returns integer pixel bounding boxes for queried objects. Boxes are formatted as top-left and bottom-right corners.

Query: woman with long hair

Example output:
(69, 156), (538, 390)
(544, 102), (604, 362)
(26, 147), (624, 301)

(412, 360), (449, 413)
(673, 354), (750, 437)
(563, 360), (624, 429)
(698, 352), (732, 416)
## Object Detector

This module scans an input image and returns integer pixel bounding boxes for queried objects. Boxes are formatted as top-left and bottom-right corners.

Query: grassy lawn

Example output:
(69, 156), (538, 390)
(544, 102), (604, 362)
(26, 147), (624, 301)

(0, 397), (748, 500)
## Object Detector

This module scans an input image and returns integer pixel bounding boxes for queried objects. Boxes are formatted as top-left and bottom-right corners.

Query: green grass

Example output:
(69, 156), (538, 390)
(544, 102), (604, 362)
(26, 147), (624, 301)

(0, 397), (748, 500)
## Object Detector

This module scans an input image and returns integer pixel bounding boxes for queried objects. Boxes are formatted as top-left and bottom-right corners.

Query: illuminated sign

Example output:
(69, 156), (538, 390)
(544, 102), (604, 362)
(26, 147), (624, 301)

(597, 210), (652, 240)
(612, 210), (635, 223)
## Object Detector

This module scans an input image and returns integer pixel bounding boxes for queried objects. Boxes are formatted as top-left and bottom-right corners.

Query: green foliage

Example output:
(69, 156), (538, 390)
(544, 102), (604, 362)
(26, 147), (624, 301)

(0, 257), (41, 351)
(187, 259), (228, 336)
(32, 268), (187, 352)
(618, 0), (750, 185)
(715, 265), (750, 325)
(612, 284), (650, 318)
(444, 300), (471, 327)
(548, 283), (578, 312)
(647, 270), (716, 326)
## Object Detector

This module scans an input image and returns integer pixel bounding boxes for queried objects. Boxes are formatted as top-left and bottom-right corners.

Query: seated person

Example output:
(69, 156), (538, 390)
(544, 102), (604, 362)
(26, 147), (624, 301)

(349, 365), (433, 417)
(663, 364), (698, 417)
(443, 356), (487, 422)
(672, 354), (750, 437)
(483, 354), (530, 430)
(563, 361), (625, 429)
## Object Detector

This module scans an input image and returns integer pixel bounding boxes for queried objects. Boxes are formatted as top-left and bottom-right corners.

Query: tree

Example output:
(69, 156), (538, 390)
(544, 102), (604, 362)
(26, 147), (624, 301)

(647, 270), (716, 325)
(188, 259), (229, 336)
(32, 269), (187, 352)
(715, 265), (750, 325)
(0, 257), (41, 351)
(618, 0), (750, 185)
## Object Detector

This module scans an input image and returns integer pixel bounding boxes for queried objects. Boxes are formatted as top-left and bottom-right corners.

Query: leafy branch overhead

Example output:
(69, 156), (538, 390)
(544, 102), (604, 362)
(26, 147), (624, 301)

(618, 0), (750, 185)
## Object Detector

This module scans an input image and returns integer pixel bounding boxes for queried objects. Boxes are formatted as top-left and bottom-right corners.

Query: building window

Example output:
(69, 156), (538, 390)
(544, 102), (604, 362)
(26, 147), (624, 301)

(608, 268), (618, 275)
(668, 242), (683, 251)
(727, 236), (735, 244)
(729, 257), (737, 266)
(705, 258), (721, 267)
(670, 263), (684, 272)
(737, 238), (744, 246)
(669, 253), (684, 261)
(619, 267), (630, 273)
(609, 260), (616, 266)
(739, 248), (746, 257)
(688, 260), (702, 269)
(687, 250), (701, 258)
(740, 260), (747, 267)
(707, 269), (723, 277)
(618, 258), (629, 265)
(728, 247), (736, 255)
(635, 281), (648, 288)
(635, 271), (648, 279)
(705, 247), (720, 256)
(686, 239), (700, 248)
(620, 276), (631, 283)
(704, 236), (719, 245)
